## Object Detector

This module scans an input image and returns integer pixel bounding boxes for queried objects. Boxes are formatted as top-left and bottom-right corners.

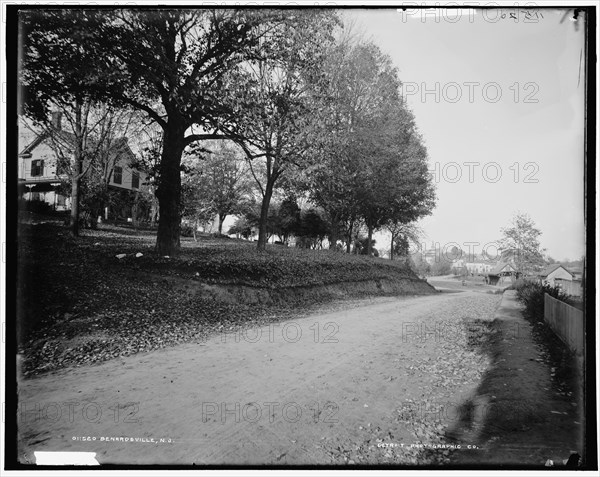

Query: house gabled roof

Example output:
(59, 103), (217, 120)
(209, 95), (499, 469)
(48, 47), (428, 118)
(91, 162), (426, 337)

(539, 263), (573, 278)
(19, 127), (79, 158)
(19, 127), (137, 168)
(19, 131), (50, 157)
(488, 262), (516, 276)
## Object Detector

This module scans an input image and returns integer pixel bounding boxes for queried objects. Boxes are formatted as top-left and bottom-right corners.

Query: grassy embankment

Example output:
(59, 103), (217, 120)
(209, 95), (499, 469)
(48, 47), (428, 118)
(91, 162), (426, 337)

(17, 220), (431, 375)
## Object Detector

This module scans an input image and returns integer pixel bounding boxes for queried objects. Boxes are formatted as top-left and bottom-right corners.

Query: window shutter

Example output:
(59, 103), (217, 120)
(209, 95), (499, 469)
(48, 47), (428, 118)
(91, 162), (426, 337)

(113, 166), (123, 184)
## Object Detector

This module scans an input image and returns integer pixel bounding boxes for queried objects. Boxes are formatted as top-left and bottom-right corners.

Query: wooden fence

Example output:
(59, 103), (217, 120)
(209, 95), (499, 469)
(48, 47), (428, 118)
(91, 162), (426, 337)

(544, 293), (584, 355)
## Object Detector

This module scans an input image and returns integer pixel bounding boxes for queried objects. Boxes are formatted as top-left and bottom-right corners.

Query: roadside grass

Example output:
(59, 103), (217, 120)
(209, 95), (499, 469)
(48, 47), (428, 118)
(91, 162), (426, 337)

(17, 221), (424, 376)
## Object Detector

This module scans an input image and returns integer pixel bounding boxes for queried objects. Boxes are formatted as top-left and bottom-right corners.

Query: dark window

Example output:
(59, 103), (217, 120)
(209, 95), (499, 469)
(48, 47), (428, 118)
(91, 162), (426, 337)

(131, 171), (140, 189)
(31, 159), (44, 177)
(113, 166), (123, 184)
(57, 194), (66, 206)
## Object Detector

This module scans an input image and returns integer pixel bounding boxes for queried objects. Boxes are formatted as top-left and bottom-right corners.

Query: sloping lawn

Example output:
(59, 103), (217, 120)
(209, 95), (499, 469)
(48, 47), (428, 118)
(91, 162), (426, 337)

(16, 222), (422, 376)
(71, 224), (418, 287)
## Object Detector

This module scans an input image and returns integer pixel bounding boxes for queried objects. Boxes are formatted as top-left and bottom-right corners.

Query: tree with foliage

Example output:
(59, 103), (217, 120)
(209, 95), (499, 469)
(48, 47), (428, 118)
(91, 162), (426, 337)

(296, 208), (331, 249)
(20, 9), (281, 254)
(228, 217), (254, 240)
(498, 212), (546, 276)
(277, 195), (302, 244)
(180, 168), (214, 241)
(353, 236), (379, 257)
(429, 258), (453, 276)
(132, 123), (163, 227)
(20, 11), (104, 235)
(220, 10), (339, 250)
(409, 251), (431, 278)
(308, 37), (375, 252)
(386, 222), (424, 261)
(308, 39), (435, 256)
(354, 108), (435, 256)
(182, 140), (253, 234)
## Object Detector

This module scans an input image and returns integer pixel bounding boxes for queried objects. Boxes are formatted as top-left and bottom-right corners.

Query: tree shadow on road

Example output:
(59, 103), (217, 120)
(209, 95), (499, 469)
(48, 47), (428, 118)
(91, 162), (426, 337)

(443, 310), (584, 469)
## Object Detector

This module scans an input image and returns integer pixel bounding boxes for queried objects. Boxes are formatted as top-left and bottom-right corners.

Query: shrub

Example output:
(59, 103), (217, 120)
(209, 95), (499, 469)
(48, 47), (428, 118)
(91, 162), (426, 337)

(430, 260), (452, 276)
(180, 222), (196, 238)
(514, 278), (572, 321)
(18, 198), (54, 215)
(228, 217), (253, 239)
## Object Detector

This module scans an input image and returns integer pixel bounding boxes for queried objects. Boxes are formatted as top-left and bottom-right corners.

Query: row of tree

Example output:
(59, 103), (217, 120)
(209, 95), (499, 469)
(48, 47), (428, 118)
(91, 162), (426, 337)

(20, 9), (436, 255)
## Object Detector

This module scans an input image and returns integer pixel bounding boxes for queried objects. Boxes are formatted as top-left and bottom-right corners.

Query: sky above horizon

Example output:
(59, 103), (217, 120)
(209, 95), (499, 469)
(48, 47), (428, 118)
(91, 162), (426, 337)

(350, 8), (586, 261)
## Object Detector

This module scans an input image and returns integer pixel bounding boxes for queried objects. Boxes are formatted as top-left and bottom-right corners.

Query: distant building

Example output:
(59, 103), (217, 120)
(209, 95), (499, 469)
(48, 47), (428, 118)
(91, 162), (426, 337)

(538, 264), (573, 286)
(539, 264), (584, 297)
(465, 261), (494, 275)
(487, 262), (517, 286)
(569, 268), (583, 280)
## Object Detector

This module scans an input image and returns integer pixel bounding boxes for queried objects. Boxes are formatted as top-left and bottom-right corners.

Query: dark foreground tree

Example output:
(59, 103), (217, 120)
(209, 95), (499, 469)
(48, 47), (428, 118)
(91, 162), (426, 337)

(19, 9), (278, 254)
(19, 11), (110, 236)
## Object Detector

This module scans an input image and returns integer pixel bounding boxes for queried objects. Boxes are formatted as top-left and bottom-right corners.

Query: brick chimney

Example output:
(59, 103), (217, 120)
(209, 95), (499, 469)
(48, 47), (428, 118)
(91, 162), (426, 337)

(51, 111), (62, 130)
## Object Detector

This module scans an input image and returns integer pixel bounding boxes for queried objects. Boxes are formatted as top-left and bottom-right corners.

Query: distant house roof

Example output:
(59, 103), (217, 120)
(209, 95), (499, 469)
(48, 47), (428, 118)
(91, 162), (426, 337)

(539, 264), (573, 278)
(488, 262), (516, 276)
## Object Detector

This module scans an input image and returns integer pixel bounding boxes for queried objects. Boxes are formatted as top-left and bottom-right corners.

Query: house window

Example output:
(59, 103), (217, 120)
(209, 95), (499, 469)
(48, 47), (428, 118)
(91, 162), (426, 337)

(31, 159), (44, 177)
(57, 194), (66, 206)
(131, 171), (140, 189)
(113, 166), (123, 184)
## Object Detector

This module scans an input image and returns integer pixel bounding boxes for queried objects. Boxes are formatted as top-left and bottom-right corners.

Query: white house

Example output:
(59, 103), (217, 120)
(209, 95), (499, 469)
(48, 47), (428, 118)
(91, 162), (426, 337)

(465, 261), (494, 275)
(539, 264), (574, 287)
(18, 113), (146, 218)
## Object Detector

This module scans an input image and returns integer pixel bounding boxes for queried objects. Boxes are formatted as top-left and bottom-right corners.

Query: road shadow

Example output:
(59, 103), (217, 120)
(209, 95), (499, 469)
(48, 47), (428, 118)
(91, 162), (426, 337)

(444, 292), (584, 468)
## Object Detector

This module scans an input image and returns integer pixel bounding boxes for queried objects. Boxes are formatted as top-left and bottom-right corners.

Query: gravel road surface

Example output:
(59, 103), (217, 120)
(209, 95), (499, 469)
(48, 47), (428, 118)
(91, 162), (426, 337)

(17, 291), (502, 466)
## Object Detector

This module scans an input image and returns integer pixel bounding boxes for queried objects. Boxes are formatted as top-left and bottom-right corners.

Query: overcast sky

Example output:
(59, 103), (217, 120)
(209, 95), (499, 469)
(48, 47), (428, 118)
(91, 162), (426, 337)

(351, 8), (586, 261)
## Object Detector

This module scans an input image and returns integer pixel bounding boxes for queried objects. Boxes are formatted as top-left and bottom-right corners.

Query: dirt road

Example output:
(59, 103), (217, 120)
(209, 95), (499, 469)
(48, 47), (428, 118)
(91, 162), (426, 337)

(17, 291), (502, 466)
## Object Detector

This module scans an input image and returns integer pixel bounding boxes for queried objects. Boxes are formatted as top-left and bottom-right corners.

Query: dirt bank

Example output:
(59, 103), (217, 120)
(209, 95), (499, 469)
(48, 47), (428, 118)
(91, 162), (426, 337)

(156, 274), (438, 306)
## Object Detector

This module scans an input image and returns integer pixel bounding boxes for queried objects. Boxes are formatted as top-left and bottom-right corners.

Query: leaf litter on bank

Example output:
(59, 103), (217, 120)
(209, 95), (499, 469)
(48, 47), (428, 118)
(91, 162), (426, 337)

(18, 223), (426, 376)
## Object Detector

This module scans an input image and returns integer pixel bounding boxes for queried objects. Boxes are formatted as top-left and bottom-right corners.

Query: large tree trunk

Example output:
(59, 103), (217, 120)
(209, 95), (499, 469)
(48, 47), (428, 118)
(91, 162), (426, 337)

(218, 213), (226, 235)
(132, 190), (140, 233)
(367, 224), (373, 257)
(257, 179), (275, 251)
(70, 102), (83, 237)
(390, 233), (395, 261)
(346, 220), (353, 254)
(155, 126), (185, 256)
(149, 186), (159, 228)
(70, 173), (81, 236)
(328, 213), (338, 251)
